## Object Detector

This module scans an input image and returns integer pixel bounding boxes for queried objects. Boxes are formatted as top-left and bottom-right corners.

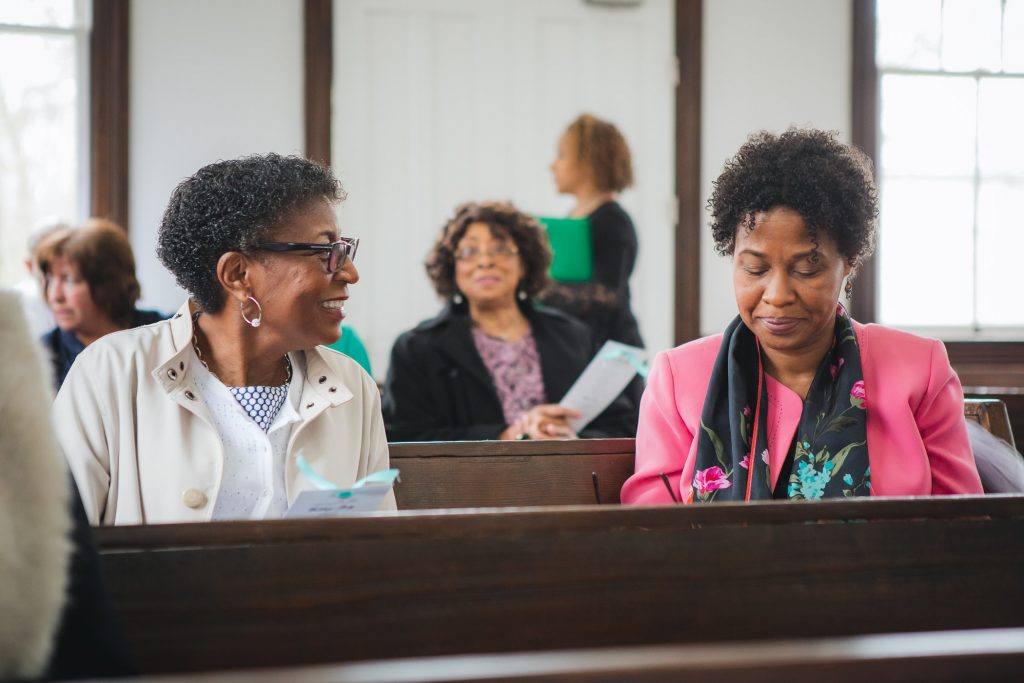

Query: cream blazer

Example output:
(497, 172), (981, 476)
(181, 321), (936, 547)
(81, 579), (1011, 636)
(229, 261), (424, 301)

(55, 301), (395, 525)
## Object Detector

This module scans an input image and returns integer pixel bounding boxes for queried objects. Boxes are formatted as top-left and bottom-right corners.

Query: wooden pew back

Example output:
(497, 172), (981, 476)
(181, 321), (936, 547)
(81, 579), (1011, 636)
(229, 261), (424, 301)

(95, 496), (1024, 674)
(82, 628), (1024, 683)
(392, 399), (1014, 510)
(966, 393), (1021, 450)
(389, 438), (634, 508)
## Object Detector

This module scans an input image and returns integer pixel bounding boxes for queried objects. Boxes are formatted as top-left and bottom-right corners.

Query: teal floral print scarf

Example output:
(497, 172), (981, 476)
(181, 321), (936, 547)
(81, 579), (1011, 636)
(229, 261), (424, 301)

(692, 306), (870, 502)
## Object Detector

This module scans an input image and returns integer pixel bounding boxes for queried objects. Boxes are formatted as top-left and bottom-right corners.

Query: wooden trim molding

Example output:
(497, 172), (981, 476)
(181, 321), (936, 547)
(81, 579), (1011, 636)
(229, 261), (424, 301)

(675, 0), (702, 345)
(946, 342), (1024, 366)
(947, 342), (1024, 388)
(304, 0), (333, 165)
(89, 0), (130, 230)
(850, 0), (877, 324)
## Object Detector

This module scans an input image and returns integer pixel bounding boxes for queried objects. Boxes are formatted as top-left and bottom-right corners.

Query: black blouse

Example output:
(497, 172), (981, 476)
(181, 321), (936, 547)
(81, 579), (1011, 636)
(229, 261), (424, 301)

(540, 201), (643, 349)
(382, 304), (638, 442)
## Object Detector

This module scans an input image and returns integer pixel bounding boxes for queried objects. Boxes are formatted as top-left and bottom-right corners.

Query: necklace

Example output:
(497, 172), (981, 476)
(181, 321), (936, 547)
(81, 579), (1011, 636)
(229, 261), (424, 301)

(191, 311), (292, 387)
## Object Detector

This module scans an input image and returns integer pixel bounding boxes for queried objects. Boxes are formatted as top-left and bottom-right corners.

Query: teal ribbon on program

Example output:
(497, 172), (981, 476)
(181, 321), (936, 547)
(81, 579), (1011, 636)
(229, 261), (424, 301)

(295, 453), (338, 490)
(295, 453), (400, 499)
(599, 347), (649, 379)
(351, 468), (402, 488)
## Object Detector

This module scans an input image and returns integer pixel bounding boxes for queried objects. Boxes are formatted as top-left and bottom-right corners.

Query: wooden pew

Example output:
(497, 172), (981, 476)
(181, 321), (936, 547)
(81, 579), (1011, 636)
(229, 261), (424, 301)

(964, 397), (1018, 449)
(95, 495), (1024, 674)
(966, 390), (1023, 450)
(80, 627), (1024, 682)
(389, 438), (634, 508)
(390, 397), (1014, 510)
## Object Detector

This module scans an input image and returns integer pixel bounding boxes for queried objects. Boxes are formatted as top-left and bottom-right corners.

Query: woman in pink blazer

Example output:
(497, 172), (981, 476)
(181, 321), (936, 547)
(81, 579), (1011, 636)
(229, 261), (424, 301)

(622, 129), (982, 505)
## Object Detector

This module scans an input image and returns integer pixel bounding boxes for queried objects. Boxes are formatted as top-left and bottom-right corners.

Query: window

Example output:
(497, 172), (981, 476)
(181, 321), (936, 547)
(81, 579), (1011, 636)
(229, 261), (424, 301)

(875, 0), (1024, 334)
(0, 0), (89, 286)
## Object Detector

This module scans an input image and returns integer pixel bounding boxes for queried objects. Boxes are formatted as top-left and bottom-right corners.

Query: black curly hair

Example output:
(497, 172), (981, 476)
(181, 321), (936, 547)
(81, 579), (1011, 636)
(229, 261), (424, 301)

(709, 128), (878, 267)
(425, 201), (552, 303)
(157, 153), (345, 313)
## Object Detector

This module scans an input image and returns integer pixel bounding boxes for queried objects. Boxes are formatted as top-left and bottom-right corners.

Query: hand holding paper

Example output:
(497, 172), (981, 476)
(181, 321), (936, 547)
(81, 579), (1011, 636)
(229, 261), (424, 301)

(559, 340), (647, 433)
(510, 404), (582, 440)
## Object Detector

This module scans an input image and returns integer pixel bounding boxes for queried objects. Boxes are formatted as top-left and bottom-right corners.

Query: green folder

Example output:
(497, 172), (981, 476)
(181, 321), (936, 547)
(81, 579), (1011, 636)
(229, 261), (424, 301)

(537, 216), (593, 282)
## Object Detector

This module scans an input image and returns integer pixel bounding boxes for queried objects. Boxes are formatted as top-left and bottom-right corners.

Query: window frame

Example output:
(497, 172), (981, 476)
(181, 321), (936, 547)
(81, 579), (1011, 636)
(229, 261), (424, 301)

(851, 0), (1024, 381)
(89, 0), (129, 230)
(0, 0), (127, 231)
(0, 0), (92, 267)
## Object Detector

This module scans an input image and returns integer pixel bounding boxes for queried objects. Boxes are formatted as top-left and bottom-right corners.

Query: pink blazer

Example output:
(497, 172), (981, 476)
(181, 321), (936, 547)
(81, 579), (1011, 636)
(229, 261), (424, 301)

(621, 322), (983, 504)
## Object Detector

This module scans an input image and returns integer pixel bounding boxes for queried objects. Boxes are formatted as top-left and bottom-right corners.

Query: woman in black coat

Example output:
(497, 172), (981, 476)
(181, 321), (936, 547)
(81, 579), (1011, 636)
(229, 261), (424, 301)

(382, 201), (637, 442)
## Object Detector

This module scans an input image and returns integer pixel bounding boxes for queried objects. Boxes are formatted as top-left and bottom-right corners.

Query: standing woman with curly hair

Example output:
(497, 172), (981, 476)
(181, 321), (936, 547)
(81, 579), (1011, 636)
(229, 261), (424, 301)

(55, 154), (394, 524)
(622, 129), (982, 505)
(545, 114), (644, 353)
(382, 201), (636, 442)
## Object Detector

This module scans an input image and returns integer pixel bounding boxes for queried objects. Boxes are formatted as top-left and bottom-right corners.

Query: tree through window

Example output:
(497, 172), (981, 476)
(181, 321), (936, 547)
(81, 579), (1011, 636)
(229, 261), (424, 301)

(0, 0), (88, 286)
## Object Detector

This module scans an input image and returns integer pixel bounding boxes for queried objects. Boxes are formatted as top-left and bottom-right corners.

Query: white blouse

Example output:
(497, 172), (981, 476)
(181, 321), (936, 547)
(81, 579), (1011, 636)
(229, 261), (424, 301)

(192, 350), (304, 520)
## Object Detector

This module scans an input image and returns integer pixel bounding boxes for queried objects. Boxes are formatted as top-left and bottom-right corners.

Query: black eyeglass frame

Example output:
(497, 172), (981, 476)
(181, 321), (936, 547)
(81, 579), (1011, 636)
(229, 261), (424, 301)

(253, 237), (359, 273)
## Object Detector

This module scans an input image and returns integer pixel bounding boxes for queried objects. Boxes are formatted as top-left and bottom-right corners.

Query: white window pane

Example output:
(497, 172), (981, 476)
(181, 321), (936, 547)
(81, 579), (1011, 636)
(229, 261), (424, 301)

(880, 74), (976, 176)
(1004, 0), (1024, 72)
(976, 180), (1024, 326)
(878, 178), (974, 327)
(978, 78), (1024, 177)
(0, 0), (76, 29)
(942, 0), (1002, 72)
(877, 0), (941, 70)
(0, 33), (79, 286)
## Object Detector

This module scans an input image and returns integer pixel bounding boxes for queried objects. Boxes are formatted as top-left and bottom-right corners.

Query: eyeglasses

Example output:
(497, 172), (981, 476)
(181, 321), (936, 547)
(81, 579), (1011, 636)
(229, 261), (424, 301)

(453, 243), (519, 262)
(254, 237), (359, 273)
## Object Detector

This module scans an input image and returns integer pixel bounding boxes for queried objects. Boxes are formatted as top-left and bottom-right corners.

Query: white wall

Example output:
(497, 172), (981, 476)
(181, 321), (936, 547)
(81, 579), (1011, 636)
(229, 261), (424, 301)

(126, 0), (853, 340)
(700, 0), (852, 335)
(130, 0), (305, 312)
(333, 0), (676, 378)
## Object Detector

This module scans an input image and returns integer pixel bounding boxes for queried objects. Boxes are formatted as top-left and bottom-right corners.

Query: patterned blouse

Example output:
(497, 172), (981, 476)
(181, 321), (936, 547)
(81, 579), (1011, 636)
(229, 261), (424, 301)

(471, 327), (547, 426)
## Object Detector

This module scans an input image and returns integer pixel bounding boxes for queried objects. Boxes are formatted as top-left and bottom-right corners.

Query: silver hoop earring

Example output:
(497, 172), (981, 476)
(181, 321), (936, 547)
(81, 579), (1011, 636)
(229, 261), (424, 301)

(240, 296), (263, 328)
(452, 292), (464, 305)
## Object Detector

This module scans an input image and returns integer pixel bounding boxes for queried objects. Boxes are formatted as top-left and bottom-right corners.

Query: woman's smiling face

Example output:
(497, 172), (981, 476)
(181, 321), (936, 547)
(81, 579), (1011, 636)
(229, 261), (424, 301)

(453, 222), (524, 309)
(733, 206), (851, 356)
(251, 199), (358, 349)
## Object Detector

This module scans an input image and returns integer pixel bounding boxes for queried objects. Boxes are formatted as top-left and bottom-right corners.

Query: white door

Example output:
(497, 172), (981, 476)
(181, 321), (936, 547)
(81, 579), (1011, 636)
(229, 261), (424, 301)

(333, 0), (675, 379)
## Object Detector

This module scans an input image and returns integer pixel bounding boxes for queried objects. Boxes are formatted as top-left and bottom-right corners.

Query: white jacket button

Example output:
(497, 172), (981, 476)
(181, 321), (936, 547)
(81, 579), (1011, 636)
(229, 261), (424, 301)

(182, 489), (207, 509)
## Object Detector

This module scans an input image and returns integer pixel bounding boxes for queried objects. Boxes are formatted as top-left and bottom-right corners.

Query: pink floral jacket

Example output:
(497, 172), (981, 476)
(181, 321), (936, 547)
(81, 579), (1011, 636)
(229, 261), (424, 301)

(621, 322), (983, 504)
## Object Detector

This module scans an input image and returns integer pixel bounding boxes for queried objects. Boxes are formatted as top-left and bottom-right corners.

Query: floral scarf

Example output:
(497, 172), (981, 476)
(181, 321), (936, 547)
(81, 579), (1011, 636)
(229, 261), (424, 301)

(692, 306), (870, 502)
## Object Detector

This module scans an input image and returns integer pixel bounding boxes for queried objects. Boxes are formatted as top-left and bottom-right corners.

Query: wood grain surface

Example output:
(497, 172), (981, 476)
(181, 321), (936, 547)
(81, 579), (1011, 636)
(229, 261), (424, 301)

(95, 496), (1024, 674)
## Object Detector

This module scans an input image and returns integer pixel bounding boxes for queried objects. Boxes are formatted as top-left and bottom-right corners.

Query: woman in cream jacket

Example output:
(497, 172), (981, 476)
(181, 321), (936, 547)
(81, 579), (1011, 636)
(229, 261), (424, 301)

(55, 154), (393, 525)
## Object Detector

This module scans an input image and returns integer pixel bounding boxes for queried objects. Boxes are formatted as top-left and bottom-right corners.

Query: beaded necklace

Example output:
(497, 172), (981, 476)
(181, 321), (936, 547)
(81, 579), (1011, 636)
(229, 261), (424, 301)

(191, 311), (292, 432)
